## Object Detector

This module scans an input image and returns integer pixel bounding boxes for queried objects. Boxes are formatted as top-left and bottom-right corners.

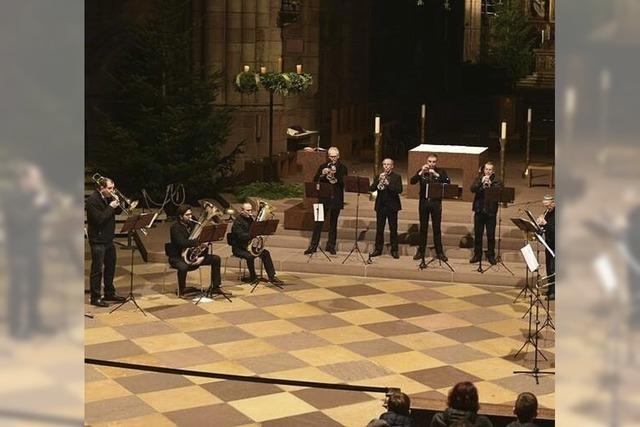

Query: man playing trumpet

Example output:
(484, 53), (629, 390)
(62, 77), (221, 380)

(409, 153), (450, 261)
(305, 147), (348, 255)
(470, 162), (501, 265)
(85, 176), (127, 307)
(166, 205), (225, 297)
(369, 158), (403, 259)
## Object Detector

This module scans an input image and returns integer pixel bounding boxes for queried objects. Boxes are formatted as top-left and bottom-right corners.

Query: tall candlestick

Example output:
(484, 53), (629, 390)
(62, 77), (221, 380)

(243, 65), (250, 72)
(527, 108), (532, 123)
(421, 104), (426, 119)
(501, 121), (507, 140)
(541, 29), (545, 45)
(296, 64), (302, 74)
(374, 116), (381, 134)
(260, 66), (267, 75)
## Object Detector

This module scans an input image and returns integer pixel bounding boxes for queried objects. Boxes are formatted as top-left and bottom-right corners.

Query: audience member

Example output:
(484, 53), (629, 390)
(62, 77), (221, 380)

(430, 382), (493, 427)
(506, 392), (539, 427)
(378, 391), (414, 427)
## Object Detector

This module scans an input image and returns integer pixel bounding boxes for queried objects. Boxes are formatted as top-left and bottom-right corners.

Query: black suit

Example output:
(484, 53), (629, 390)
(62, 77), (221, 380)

(86, 190), (123, 301)
(409, 168), (450, 256)
(167, 220), (221, 293)
(229, 214), (277, 280)
(543, 208), (555, 294)
(371, 171), (403, 252)
(470, 174), (502, 258)
(310, 161), (348, 250)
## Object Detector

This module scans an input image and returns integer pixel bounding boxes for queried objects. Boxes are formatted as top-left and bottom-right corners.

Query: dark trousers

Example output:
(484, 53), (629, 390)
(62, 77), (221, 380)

(473, 211), (497, 257)
(418, 200), (444, 254)
(90, 241), (117, 301)
(310, 205), (340, 249)
(169, 254), (221, 292)
(8, 244), (43, 336)
(232, 247), (276, 279)
(375, 209), (399, 252)
(545, 247), (555, 295)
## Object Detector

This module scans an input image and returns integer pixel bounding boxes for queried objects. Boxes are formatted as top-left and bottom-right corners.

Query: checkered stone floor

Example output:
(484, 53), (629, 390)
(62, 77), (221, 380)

(85, 265), (555, 426)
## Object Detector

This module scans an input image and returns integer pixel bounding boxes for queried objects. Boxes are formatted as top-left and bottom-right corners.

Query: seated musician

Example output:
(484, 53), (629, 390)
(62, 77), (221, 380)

(228, 202), (283, 285)
(167, 204), (225, 296)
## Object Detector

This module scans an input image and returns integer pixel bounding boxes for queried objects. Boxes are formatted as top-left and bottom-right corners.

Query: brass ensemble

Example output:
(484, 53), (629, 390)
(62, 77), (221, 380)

(247, 201), (275, 256)
(182, 201), (222, 266)
(91, 173), (139, 216)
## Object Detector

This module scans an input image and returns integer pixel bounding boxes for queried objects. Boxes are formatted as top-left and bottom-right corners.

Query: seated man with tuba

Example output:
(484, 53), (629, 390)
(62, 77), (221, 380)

(228, 202), (283, 285)
(166, 204), (225, 297)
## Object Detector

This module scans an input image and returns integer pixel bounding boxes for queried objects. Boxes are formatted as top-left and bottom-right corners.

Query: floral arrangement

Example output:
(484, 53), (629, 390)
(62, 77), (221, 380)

(234, 71), (260, 94)
(234, 70), (312, 95)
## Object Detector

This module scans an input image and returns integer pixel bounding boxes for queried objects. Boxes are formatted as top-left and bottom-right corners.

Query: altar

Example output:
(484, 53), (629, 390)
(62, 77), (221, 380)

(406, 144), (489, 202)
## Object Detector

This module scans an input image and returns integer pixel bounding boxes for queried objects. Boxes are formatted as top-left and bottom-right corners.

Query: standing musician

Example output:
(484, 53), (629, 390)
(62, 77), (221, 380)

(305, 146), (348, 255)
(369, 158), (403, 259)
(409, 153), (450, 261)
(166, 204), (226, 297)
(85, 176), (126, 307)
(229, 202), (284, 285)
(470, 162), (502, 265)
(536, 194), (555, 299)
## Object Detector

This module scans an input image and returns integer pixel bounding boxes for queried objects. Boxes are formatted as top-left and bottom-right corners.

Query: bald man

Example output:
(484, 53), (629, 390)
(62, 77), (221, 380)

(369, 159), (403, 259)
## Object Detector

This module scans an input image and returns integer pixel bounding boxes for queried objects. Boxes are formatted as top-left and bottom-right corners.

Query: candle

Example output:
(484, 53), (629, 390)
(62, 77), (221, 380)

(375, 116), (381, 134)
(260, 66), (267, 75)
(243, 65), (250, 72)
(296, 64), (302, 74)
(500, 121), (507, 140)
(421, 104), (426, 119)
(541, 30), (545, 45)
(277, 57), (282, 73)
(527, 108), (532, 123)
(565, 87), (576, 116)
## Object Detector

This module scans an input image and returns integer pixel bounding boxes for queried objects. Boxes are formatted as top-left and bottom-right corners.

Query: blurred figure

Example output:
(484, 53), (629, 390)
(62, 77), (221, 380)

(85, 176), (126, 307)
(430, 382), (493, 427)
(506, 392), (539, 427)
(1, 162), (52, 338)
(536, 195), (556, 300)
(624, 193), (640, 341)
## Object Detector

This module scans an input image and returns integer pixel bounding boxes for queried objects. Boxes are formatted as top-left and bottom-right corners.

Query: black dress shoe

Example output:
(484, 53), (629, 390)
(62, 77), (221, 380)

(327, 247), (337, 255)
(103, 294), (126, 302)
(413, 250), (424, 261)
(208, 286), (233, 297)
(437, 253), (448, 262)
(469, 254), (482, 263)
(546, 293), (555, 301)
(90, 298), (109, 308)
(391, 251), (400, 259)
(242, 276), (259, 284)
(487, 255), (497, 265)
(269, 276), (285, 285)
(369, 250), (382, 258)
(304, 246), (317, 255)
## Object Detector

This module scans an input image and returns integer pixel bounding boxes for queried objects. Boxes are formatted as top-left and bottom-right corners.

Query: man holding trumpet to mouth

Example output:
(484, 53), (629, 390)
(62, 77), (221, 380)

(410, 153), (450, 261)
(85, 176), (127, 307)
(470, 162), (501, 265)
(369, 158), (403, 259)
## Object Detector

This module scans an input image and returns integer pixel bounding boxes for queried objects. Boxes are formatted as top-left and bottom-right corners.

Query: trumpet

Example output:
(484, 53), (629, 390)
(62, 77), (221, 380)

(377, 172), (389, 191)
(92, 173), (139, 216)
(321, 162), (338, 184)
(482, 175), (491, 188)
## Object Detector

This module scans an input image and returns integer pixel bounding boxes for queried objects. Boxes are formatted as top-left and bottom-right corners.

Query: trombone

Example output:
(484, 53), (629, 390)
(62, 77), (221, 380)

(91, 173), (139, 216)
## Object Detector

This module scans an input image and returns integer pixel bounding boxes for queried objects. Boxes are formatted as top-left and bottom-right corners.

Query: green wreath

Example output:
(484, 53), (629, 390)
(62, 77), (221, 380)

(286, 72), (313, 94)
(234, 71), (260, 94)
(259, 72), (292, 95)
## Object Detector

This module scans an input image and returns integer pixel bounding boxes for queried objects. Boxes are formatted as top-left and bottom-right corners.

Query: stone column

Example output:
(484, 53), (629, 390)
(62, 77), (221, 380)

(463, 0), (482, 63)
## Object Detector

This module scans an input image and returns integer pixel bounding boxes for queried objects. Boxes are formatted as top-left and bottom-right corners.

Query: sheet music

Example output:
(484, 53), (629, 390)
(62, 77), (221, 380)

(313, 203), (324, 222)
(520, 244), (540, 272)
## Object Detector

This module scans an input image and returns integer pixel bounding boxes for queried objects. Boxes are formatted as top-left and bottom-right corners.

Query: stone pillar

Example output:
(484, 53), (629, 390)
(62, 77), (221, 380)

(463, 0), (482, 63)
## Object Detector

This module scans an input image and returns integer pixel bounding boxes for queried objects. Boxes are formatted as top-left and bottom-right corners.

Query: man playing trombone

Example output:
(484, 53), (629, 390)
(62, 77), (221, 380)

(304, 147), (348, 255)
(369, 158), (403, 259)
(85, 176), (127, 307)
(166, 205), (225, 297)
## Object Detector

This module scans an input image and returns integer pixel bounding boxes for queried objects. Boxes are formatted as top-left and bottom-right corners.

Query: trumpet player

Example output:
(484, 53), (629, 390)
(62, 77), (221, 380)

(228, 203), (283, 285)
(536, 195), (555, 299)
(369, 158), (403, 259)
(305, 147), (348, 255)
(85, 176), (126, 307)
(410, 153), (450, 261)
(166, 205), (225, 297)
(470, 162), (501, 265)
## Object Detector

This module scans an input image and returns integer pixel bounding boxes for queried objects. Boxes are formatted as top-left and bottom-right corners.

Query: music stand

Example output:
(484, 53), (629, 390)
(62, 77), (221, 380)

(304, 182), (333, 263)
(110, 213), (155, 315)
(195, 223), (232, 304)
(342, 176), (370, 265)
(479, 187), (515, 275)
(419, 183), (461, 272)
(248, 219), (283, 293)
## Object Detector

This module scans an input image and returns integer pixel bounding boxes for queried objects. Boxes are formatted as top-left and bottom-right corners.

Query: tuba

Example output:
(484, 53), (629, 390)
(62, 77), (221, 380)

(247, 201), (275, 256)
(182, 201), (222, 265)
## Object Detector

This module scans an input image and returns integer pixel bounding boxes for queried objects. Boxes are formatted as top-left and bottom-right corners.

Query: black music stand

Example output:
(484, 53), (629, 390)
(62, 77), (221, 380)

(342, 176), (370, 265)
(419, 183), (461, 272)
(110, 213), (155, 315)
(304, 182), (333, 263)
(478, 186), (515, 275)
(195, 223), (232, 304)
(248, 219), (283, 293)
